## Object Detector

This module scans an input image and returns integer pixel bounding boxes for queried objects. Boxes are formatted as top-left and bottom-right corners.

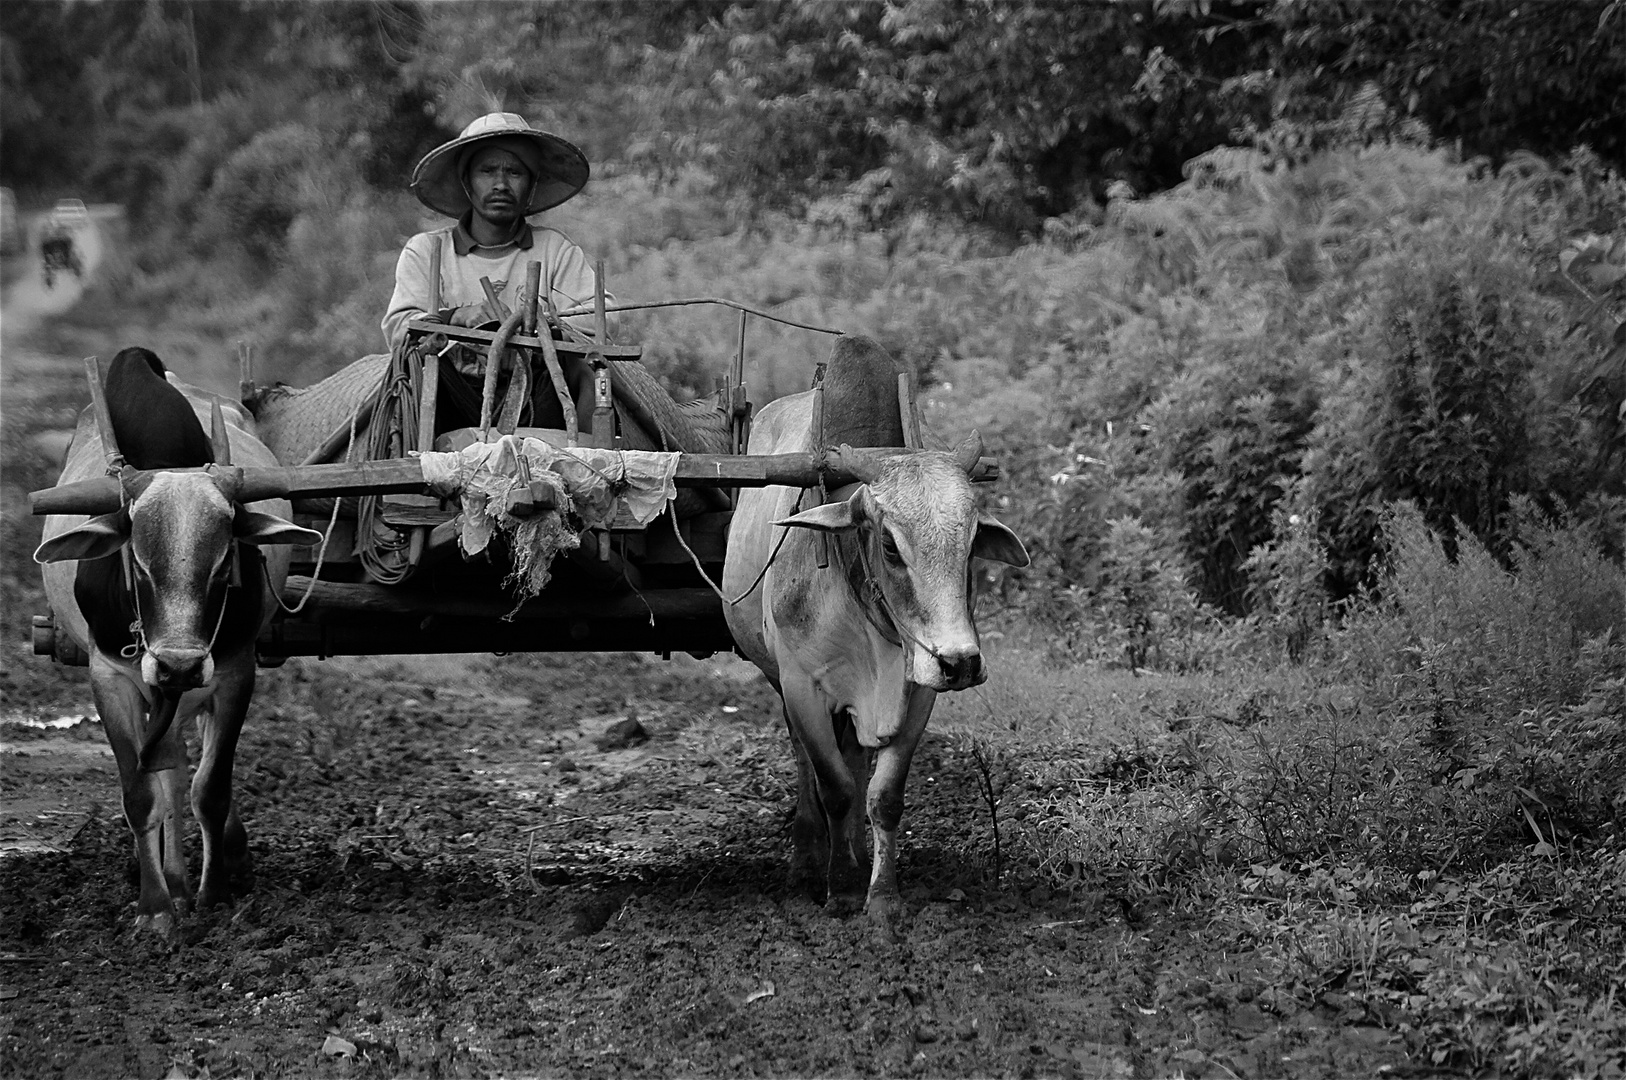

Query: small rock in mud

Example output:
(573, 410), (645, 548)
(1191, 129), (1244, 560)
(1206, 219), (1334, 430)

(914, 1023), (939, 1043)
(596, 716), (648, 750)
(555, 758), (579, 773)
(956, 1019), (979, 1041)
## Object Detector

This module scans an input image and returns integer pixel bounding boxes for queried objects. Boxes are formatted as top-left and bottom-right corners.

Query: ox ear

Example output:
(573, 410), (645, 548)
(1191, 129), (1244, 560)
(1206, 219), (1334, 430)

(34, 509), (132, 564)
(972, 516), (1030, 567)
(773, 489), (867, 533)
(234, 508), (323, 548)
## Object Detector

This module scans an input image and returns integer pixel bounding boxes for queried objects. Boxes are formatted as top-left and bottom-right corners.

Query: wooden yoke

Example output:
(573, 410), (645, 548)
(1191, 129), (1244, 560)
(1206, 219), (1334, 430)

(83, 356), (125, 475)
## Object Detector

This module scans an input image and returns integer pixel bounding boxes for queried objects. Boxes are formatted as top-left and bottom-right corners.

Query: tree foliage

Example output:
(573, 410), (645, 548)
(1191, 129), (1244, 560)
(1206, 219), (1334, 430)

(6, 0), (1622, 238)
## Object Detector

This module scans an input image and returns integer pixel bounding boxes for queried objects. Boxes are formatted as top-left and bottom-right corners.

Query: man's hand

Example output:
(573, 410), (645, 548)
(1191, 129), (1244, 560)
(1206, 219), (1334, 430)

(444, 302), (500, 329)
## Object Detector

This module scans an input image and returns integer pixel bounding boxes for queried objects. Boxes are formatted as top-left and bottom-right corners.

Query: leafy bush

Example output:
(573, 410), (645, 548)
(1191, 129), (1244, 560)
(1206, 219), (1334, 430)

(1348, 501), (1623, 714)
(1242, 488), (1331, 662)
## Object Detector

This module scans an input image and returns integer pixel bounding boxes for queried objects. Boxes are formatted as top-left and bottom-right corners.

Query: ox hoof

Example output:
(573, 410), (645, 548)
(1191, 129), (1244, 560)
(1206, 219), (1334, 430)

(824, 891), (865, 919)
(131, 910), (178, 937)
(865, 891), (904, 936)
(787, 862), (824, 902)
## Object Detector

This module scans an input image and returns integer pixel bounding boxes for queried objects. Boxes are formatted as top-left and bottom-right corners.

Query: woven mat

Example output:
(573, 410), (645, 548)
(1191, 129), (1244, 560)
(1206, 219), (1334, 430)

(253, 354), (390, 466)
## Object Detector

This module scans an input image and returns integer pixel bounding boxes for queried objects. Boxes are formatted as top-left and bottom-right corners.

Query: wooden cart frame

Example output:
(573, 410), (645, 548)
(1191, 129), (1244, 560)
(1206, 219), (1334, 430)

(31, 265), (993, 666)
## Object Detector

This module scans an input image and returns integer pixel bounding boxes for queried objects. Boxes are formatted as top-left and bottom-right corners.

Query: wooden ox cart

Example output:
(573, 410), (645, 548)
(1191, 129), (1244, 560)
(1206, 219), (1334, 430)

(31, 262), (994, 667)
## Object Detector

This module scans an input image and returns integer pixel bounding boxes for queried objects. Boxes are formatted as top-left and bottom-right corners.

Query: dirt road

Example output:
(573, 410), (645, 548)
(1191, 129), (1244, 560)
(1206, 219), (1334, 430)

(0, 256), (1411, 1078)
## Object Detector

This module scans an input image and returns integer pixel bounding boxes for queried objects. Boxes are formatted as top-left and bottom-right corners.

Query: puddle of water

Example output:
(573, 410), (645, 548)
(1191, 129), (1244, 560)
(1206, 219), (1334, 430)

(0, 710), (95, 730)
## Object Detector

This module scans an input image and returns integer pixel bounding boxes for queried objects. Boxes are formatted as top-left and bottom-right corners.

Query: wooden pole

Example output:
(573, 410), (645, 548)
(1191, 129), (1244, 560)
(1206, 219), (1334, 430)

(897, 371), (923, 448)
(238, 341), (256, 410)
(409, 346), (444, 567)
(479, 307), (525, 438)
(31, 449), (1003, 517)
(810, 364), (829, 568)
(594, 259), (607, 344)
(427, 238), (442, 319)
(535, 330), (578, 445)
(83, 356), (124, 474)
(479, 277), (508, 323)
(523, 260), (541, 337)
(278, 578), (717, 621)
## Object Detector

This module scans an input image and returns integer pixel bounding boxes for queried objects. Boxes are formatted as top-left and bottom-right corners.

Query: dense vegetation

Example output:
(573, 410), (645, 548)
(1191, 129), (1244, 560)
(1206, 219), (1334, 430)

(5, 3), (1626, 1074)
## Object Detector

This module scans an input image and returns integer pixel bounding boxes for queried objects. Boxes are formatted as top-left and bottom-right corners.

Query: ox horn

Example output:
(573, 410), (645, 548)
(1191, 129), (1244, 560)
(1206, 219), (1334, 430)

(835, 443), (887, 485)
(951, 430), (985, 475)
(209, 401), (232, 466)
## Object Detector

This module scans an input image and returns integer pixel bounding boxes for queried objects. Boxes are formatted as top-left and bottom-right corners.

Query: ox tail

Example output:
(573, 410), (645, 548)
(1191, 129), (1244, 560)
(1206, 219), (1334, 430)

(137, 693), (185, 773)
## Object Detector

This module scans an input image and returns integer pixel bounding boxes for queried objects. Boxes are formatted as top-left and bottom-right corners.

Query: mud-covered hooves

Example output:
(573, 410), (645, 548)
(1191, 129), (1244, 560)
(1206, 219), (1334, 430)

(824, 893), (865, 919)
(127, 910), (179, 943)
(196, 887), (241, 912)
(786, 868), (825, 904)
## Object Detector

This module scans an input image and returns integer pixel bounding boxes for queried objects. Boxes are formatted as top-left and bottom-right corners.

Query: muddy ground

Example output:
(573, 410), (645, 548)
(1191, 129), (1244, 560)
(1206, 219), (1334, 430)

(1, 234), (1413, 1078)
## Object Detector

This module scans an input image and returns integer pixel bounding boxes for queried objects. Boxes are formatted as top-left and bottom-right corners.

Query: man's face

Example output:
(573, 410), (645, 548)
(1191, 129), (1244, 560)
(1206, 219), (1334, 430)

(466, 146), (534, 227)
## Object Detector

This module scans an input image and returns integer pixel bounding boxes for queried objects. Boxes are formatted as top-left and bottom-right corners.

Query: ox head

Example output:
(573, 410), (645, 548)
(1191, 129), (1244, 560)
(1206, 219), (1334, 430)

(34, 458), (320, 694)
(774, 432), (1029, 692)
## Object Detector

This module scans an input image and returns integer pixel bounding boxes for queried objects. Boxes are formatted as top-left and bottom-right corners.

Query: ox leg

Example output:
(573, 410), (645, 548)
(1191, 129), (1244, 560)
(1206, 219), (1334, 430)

(90, 665), (184, 934)
(782, 705), (828, 900)
(782, 675), (865, 915)
(865, 683), (937, 930)
(835, 710), (872, 880)
(158, 764), (193, 913)
(193, 664), (254, 909)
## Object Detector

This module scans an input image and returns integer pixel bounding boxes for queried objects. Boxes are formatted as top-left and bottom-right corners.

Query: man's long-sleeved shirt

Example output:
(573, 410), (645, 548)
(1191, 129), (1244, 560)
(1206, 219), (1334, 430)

(382, 214), (605, 352)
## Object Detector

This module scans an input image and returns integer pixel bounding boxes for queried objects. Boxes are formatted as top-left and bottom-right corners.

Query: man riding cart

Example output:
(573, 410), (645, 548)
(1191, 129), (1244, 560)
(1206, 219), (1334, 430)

(242, 112), (746, 651)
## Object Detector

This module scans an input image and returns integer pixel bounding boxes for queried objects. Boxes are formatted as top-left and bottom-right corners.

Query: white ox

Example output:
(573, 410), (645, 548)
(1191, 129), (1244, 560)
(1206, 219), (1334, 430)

(35, 356), (317, 934)
(723, 387), (1028, 927)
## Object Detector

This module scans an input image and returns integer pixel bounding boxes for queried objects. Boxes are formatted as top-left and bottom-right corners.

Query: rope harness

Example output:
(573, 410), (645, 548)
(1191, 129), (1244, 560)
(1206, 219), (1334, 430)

(670, 479), (961, 676)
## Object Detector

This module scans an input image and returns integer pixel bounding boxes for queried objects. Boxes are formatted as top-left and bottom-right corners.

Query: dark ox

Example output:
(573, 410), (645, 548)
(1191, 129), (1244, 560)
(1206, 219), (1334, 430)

(35, 348), (318, 934)
(722, 338), (1029, 929)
